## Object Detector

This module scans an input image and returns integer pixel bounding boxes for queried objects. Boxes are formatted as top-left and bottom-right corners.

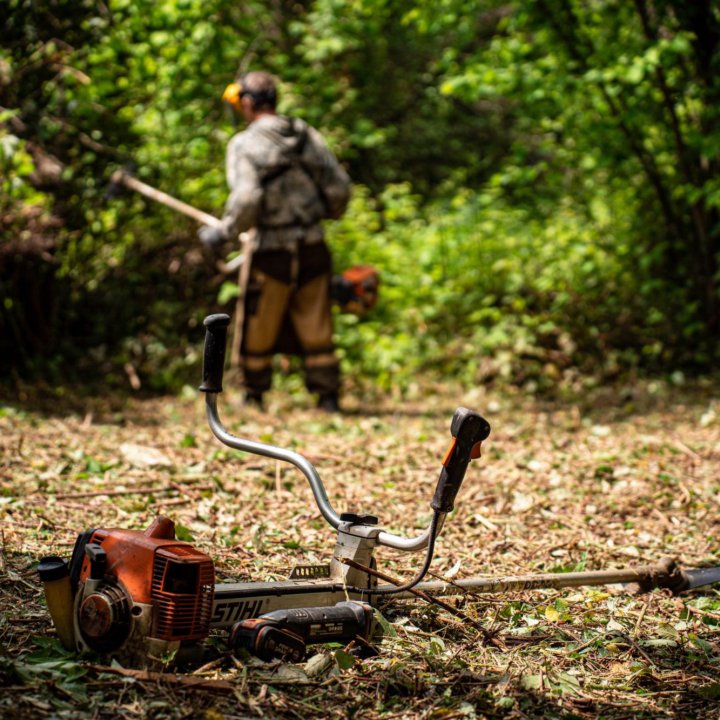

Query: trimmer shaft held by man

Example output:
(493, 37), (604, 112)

(105, 170), (379, 321)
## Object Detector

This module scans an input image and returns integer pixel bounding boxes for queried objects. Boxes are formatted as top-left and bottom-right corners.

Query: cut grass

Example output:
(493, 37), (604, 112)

(1, 380), (719, 719)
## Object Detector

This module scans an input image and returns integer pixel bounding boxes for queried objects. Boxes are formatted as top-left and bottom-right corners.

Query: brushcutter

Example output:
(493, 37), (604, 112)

(38, 313), (720, 668)
(107, 169), (379, 314)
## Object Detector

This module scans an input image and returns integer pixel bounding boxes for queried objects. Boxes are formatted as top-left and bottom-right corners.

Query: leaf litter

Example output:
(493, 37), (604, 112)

(1, 379), (720, 718)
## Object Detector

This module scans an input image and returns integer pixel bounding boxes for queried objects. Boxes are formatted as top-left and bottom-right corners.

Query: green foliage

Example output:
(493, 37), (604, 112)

(428, 0), (720, 363)
(289, 0), (509, 194)
(1, 0), (719, 392)
(331, 180), (672, 392)
(5, 637), (89, 704)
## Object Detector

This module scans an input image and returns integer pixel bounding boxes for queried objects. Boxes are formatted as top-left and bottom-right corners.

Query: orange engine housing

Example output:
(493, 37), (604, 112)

(76, 516), (214, 646)
(334, 265), (379, 316)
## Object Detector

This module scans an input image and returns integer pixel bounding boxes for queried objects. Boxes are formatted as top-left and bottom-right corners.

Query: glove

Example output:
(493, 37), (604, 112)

(198, 225), (225, 249)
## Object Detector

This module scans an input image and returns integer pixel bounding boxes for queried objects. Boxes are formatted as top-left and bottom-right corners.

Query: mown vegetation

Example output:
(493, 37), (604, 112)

(2, 382), (720, 719)
(1, 0), (719, 393)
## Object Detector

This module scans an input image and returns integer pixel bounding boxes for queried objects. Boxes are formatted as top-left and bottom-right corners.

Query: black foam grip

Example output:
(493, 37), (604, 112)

(431, 407), (491, 513)
(199, 314), (230, 393)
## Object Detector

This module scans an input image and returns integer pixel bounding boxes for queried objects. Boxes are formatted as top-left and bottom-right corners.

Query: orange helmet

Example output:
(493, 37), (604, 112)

(222, 82), (243, 110)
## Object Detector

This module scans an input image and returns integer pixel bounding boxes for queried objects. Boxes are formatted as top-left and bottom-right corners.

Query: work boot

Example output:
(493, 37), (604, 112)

(317, 393), (340, 413)
(243, 391), (264, 410)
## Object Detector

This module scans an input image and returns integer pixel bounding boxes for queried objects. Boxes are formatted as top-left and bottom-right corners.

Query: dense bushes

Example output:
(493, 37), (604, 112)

(330, 180), (692, 394)
(2, 0), (718, 394)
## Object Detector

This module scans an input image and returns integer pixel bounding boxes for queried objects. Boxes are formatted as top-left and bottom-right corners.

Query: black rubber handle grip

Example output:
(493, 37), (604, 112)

(198, 313), (230, 393)
(431, 407), (491, 513)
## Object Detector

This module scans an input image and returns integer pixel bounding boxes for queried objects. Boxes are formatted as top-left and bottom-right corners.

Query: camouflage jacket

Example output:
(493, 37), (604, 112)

(219, 114), (351, 251)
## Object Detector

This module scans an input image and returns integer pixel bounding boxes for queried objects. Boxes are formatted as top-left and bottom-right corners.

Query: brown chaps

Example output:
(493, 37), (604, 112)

(242, 242), (340, 396)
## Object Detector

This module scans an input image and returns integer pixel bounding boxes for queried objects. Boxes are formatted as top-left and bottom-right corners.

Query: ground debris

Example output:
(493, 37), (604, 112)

(1, 381), (719, 719)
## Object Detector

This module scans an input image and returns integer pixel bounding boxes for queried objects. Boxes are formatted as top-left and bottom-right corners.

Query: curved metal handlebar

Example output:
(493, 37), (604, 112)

(199, 313), (490, 553)
(205, 393), (340, 529)
(204, 394), (443, 551)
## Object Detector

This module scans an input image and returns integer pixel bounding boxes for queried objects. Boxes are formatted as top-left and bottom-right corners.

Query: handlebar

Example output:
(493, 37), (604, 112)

(199, 313), (490, 552)
(431, 407), (490, 513)
(199, 313), (231, 393)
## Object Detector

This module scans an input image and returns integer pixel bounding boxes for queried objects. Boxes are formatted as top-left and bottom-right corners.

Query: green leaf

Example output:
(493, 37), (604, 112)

(179, 433), (197, 448)
(520, 673), (542, 690)
(689, 634), (714, 655)
(698, 683), (720, 700)
(217, 281), (240, 305)
(545, 606), (560, 622)
(372, 608), (397, 638)
(334, 649), (357, 670)
(551, 671), (581, 696)
(174, 524), (194, 542)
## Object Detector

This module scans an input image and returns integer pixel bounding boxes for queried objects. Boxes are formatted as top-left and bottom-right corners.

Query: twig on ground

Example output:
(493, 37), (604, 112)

(683, 603), (720, 622)
(341, 557), (505, 649)
(87, 664), (237, 694)
(0, 528), (6, 573)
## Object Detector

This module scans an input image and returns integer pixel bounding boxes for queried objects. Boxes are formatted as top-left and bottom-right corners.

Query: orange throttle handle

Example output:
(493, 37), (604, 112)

(431, 407), (491, 514)
(199, 314), (230, 394)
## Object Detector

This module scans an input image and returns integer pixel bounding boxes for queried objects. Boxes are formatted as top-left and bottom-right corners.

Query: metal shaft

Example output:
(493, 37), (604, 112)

(385, 559), (684, 599)
(112, 170), (223, 228)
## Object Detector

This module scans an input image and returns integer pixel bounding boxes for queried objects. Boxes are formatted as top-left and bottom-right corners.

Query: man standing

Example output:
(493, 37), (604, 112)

(199, 71), (351, 412)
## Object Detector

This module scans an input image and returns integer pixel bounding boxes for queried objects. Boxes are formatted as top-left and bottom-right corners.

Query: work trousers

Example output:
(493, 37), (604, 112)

(242, 243), (340, 397)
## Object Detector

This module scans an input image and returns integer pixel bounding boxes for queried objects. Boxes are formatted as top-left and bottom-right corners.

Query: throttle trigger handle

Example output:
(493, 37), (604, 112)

(442, 439), (483, 465)
(441, 437), (457, 467)
(431, 407), (491, 514)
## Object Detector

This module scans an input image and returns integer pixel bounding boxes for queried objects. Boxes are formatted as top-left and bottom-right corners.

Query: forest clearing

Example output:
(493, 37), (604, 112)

(2, 380), (719, 719)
